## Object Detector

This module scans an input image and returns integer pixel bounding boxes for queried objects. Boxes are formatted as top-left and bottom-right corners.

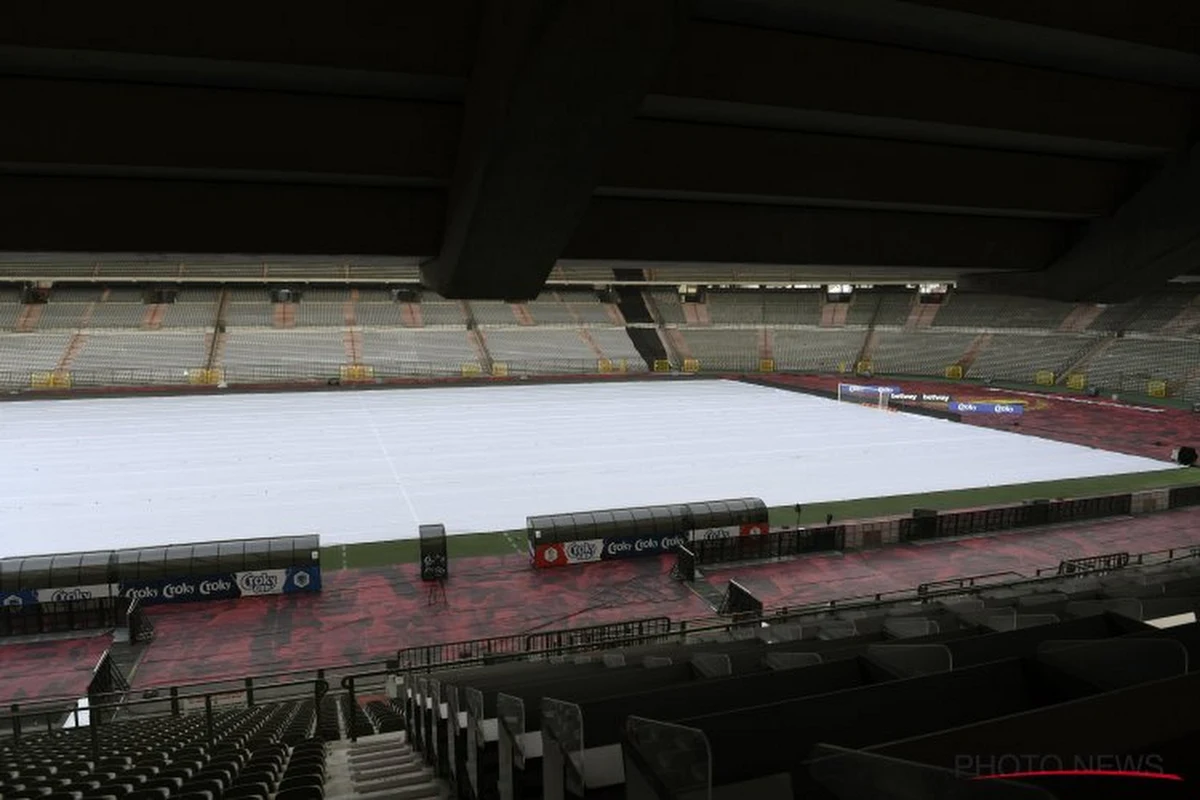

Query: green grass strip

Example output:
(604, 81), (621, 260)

(321, 467), (1200, 570)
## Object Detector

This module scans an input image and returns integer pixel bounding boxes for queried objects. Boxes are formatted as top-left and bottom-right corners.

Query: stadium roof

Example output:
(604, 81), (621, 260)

(1, 1), (1198, 301)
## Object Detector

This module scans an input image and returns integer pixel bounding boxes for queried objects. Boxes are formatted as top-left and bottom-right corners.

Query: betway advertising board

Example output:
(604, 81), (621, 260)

(118, 566), (321, 606)
(532, 524), (768, 568)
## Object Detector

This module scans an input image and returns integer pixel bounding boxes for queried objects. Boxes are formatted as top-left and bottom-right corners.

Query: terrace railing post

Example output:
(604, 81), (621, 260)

(10, 704), (20, 751)
(170, 687), (180, 716)
(245, 677), (255, 707)
(347, 676), (359, 743)
(205, 695), (214, 748)
(90, 708), (100, 763)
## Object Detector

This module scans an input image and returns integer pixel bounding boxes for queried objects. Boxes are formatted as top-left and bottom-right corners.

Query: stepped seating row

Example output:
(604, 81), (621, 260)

(705, 292), (823, 326)
(1089, 293), (1196, 334)
(966, 334), (1093, 382)
(395, 556), (1200, 799)
(3, 287), (1198, 334)
(842, 290), (912, 327)
(868, 331), (978, 374)
(0, 288), (618, 333)
(930, 293), (1075, 331)
(362, 702), (404, 735)
(480, 330), (598, 372)
(1086, 338), (1200, 391)
(771, 330), (863, 372)
(0, 698), (329, 800)
(673, 330), (758, 370)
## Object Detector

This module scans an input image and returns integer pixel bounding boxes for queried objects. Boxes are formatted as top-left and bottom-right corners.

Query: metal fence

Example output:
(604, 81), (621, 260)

(0, 358), (650, 392)
(691, 526), (845, 566)
(395, 616), (672, 671)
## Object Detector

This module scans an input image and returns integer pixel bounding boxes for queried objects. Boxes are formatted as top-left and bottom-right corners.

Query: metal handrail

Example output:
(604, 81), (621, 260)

(3, 676), (329, 759)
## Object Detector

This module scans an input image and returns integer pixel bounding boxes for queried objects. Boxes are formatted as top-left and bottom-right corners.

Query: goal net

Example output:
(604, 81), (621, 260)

(836, 383), (893, 410)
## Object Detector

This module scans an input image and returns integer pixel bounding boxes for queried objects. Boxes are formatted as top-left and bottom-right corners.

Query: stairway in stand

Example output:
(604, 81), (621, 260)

(325, 732), (445, 799)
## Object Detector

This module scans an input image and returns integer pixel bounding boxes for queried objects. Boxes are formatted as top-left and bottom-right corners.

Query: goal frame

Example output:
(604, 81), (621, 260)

(836, 382), (891, 410)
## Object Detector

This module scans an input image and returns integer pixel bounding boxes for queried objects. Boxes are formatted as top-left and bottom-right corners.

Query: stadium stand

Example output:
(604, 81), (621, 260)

(645, 290), (686, 325)
(0, 332), (73, 374)
(1080, 337), (1200, 395)
(467, 301), (519, 327)
(931, 293), (1075, 331)
(70, 332), (210, 386)
(772, 330), (866, 373)
(522, 294), (578, 326)
(842, 290), (912, 327)
(1125, 292), (1197, 334)
(672, 329), (759, 370)
(0, 287), (21, 330)
(220, 331), (347, 381)
(557, 291), (617, 326)
(417, 295), (468, 328)
(585, 329), (646, 370)
(354, 297), (406, 328)
(706, 290), (824, 326)
(966, 334), (1094, 383)
(34, 301), (90, 330)
(3, 522), (1200, 799)
(5, 282), (1200, 401)
(1, 700), (332, 800)
(295, 303), (349, 328)
(366, 548), (1200, 799)
(159, 299), (220, 330)
(223, 290), (276, 328)
(480, 329), (600, 373)
(49, 287), (104, 303)
(86, 302), (147, 330)
(868, 331), (979, 376)
(359, 329), (480, 376)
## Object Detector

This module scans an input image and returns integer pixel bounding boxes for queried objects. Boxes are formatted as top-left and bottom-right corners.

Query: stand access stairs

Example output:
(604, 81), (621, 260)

(325, 731), (446, 800)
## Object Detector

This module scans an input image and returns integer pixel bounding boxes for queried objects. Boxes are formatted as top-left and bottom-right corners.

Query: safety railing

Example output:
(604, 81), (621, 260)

(0, 358), (652, 392)
(2, 676), (329, 760)
(395, 616), (672, 671)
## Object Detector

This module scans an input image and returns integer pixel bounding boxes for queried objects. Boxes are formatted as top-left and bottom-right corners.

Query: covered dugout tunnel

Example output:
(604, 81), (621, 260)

(0, 534), (321, 606)
(527, 498), (767, 568)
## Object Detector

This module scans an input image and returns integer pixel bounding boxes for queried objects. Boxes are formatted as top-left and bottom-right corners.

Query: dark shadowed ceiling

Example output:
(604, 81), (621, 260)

(1, 0), (1197, 301)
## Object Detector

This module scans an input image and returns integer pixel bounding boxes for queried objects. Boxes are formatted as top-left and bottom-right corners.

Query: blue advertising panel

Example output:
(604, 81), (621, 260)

(949, 401), (1024, 415)
(0, 589), (39, 608)
(286, 565), (321, 593)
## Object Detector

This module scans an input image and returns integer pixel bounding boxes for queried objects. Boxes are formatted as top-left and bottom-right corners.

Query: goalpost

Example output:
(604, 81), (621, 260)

(836, 382), (892, 411)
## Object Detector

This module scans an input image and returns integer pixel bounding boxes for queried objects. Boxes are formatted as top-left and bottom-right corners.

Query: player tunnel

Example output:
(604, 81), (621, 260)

(527, 497), (768, 568)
